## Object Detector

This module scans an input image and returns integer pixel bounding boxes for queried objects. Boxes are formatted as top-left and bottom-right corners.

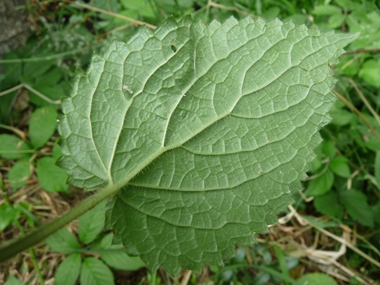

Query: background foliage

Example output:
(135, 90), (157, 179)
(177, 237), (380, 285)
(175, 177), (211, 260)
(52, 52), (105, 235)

(0, 0), (380, 284)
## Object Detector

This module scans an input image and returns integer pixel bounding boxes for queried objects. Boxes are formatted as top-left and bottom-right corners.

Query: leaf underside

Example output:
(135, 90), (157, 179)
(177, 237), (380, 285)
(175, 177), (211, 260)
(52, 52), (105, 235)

(58, 15), (358, 275)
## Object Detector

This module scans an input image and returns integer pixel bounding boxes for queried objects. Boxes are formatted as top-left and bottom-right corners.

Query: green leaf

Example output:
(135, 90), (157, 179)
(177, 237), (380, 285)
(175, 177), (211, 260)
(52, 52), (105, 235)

(0, 134), (32, 160)
(313, 5), (342, 16)
(334, 0), (360, 10)
(314, 191), (344, 219)
(329, 156), (350, 178)
(4, 275), (25, 285)
(93, 233), (145, 270)
(329, 109), (353, 126)
(45, 227), (80, 254)
(373, 202), (380, 226)
(328, 14), (345, 29)
(0, 204), (20, 231)
(8, 161), (31, 190)
(55, 253), (82, 285)
(359, 59), (380, 88)
(375, 152), (380, 190)
(121, 0), (155, 17)
(80, 257), (115, 285)
(323, 140), (336, 160)
(298, 273), (337, 285)
(53, 144), (64, 159)
(78, 200), (106, 244)
(37, 157), (69, 193)
(305, 169), (334, 197)
(29, 105), (57, 148)
(273, 245), (289, 282)
(57, 16), (358, 275)
(339, 189), (374, 228)
(300, 215), (339, 229)
(23, 56), (55, 79)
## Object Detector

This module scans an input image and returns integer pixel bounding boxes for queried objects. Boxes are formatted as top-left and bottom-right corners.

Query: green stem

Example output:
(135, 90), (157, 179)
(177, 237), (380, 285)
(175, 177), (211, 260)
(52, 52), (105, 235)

(0, 48), (85, 64)
(29, 248), (45, 285)
(204, 0), (212, 22)
(0, 182), (121, 263)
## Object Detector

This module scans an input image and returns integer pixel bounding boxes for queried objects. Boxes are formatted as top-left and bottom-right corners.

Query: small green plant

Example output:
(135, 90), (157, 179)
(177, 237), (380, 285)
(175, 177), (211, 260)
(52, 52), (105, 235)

(0, 105), (68, 193)
(45, 201), (144, 285)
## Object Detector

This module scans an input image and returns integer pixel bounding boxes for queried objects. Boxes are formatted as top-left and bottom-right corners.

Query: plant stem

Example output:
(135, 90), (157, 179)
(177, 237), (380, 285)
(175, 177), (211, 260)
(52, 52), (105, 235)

(0, 182), (121, 263)
(0, 48), (84, 63)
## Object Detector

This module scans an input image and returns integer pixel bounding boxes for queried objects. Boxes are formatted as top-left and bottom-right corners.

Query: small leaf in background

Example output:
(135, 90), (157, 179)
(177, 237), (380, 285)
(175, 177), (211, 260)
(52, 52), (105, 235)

(93, 233), (145, 271)
(328, 14), (345, 28)
(37, 156), (68, 193)
(305, 169), (334, 197)
(78, 200), (106, 244)
(4, 275), (25, 285)
(54, 253), (82, 285)
(364, 136), (380, 151)
(8, 161), (31, 190)
(373, 202), (380, 226)
(260, 7), (281, 20)
(298, 273), (338, 285)
(330, 109), (354, 126)
(283, 14), (308, 25)
(330, 156), (351, 178)
(313, 5), (342, 15)
(358, 59), (380, 88)
(323, 140), (336, 160)
(80, 257), (115, 285)
(339, 189), (374, 228)
(120, 0), (155, 17)
(0, 134), (32, 160)
(29, 105), (57, 148)
(0, 204), (20, 231)
(34, 67), (62, 85)
(45, 227), (80, 254)
(334, 0), (360, 10)
(52, 143), (64, 159)
(314, 191), (344, 219)
(252, 271), (270, 285)
(23, 56), (55, 80)
(375, 152), (380, 189)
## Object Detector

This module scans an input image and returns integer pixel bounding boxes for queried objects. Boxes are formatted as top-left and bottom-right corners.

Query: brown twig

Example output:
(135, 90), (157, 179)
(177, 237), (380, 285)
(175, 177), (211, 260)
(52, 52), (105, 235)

(346, 78), (380, 126)
(344, 48), (380, 54)
(67, 1), (157, 30)
(180, 270), (192, 285)
(341, 8), (347, 33)
(96, 23), (134, 41)
(0, 84), (61, 105)
(332, 90), (380, 141)
(209, 2), (259, 18)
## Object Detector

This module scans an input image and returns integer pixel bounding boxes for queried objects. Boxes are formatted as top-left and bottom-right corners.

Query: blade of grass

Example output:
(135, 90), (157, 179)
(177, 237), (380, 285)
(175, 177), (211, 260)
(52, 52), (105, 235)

(273, 245), (290, 285)
(346, 77), (380, 126)
(332, 90), (380, 141)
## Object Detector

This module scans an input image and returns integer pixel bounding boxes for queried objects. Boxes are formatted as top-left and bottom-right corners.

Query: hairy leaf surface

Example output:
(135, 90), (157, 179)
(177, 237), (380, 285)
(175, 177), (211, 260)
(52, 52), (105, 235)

(58, 16), (358, 275)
